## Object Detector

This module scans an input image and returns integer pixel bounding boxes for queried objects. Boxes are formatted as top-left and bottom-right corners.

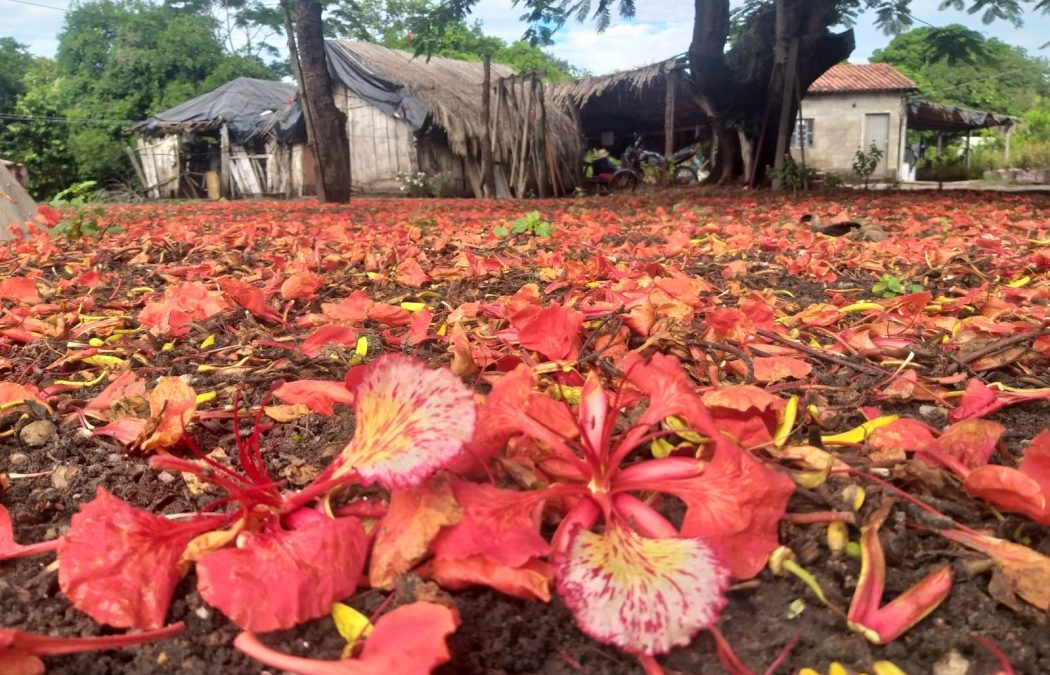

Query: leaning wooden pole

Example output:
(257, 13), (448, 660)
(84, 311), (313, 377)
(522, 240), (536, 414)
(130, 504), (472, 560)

(664, 70), (676, 159)
(280, 0), (326, 201)
(480, 54), (495, 198)
(771, 37), (800, 191)
(534, 76), (550, 198)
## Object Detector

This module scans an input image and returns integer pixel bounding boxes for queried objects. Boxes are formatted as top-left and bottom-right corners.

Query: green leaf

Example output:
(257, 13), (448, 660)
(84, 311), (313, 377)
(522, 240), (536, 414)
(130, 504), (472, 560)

(493, 226), (508, 238)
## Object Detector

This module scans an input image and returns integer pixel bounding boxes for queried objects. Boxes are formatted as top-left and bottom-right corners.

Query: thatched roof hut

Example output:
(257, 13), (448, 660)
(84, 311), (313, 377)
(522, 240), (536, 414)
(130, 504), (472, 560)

(323, 40), (581, 197)
(135, 78), (297, 142)
(549, 56), (711, 158)
(131, 78), (307, 200)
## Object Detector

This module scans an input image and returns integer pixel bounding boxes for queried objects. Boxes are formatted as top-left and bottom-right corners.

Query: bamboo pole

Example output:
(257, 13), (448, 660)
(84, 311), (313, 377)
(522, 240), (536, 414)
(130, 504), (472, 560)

(664, 71), (676, 159)
(771, 37), (800, 191)
(480, 54), (495, 198)
(534, 76), (550, 198)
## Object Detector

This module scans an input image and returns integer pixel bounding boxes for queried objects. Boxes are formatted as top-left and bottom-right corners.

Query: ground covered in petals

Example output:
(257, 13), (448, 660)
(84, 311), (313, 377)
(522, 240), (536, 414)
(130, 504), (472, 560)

(1, 189), (1048, 674)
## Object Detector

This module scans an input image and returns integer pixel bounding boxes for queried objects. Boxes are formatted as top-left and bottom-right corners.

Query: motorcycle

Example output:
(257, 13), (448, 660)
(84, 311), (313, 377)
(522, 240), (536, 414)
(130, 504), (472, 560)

(623, 136), (709, 185)
(586, 137), (709, 193)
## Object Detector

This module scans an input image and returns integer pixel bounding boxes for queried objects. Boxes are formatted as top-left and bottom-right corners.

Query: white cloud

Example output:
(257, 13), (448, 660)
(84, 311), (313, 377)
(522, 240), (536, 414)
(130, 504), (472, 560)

(2, 1), (64, 57)
(468, 0), (694, 74)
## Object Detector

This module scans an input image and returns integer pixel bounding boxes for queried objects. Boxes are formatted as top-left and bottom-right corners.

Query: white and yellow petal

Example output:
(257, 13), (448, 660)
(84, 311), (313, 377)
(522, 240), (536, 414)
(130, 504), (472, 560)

(553, 523), (729, 655)
(334, 354), (476, 489)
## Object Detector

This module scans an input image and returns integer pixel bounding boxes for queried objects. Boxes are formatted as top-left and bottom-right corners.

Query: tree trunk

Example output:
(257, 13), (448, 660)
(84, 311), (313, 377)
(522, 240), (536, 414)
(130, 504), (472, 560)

(295, 0), (351, 203)
(689, 0), (854, 185)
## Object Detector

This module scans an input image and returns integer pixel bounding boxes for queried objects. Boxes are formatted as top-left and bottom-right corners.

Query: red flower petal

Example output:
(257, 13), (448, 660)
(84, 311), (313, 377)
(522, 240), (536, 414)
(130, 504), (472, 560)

(138, 376), (196, 452)
(553, 522), (728, 655)
(516, 305), (583, 361)
(137, 281), (230, 337)
(662, 440), (794, 579)
(369, 475), (463, 589)
(58, 488), (211, 628)
(84, 371), (146, 419)
(0, 277), (41, 304)
(427, 554), (552, 602)
(281, 270), (324, 301)
(1, 504), (59, 561)
(274, 380), (355, 416)
(1, 623), (184, 673)
(301, 324), (357, 358)
(920, 419), (1004, 474)
(234, 602), (458, 675)
(334, 355), (475, 489)
(218, 277), (282, 323)
(196, 512), (367, 631)
(431, 481), (549, 568)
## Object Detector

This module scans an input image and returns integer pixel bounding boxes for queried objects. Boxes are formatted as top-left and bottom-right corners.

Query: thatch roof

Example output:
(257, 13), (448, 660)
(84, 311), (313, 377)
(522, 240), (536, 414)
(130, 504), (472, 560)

(548, 58), (682, 108)
(548, 56), (711, 146)
(325, 41), (581, 174)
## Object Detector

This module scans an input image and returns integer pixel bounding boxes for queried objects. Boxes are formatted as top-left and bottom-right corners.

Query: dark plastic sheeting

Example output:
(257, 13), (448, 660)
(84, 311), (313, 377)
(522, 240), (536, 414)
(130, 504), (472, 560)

(136, 77), (297, 144)
(907, 97), (1014, 133)
(274, 40), (430, 145)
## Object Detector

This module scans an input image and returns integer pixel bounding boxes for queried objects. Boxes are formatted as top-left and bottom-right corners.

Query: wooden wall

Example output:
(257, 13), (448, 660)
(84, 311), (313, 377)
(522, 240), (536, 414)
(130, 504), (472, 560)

(136, 135), (180, 198)
(333, 83), (417, 193)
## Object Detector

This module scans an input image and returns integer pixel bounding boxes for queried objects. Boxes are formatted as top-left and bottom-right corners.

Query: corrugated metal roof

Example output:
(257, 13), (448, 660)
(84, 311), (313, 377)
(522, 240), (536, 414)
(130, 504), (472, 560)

(807, 63), (917, 94)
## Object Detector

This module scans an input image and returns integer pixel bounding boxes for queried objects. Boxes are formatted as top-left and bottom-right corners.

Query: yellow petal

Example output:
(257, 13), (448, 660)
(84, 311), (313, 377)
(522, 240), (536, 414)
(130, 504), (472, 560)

(199, 334), (216, 349)
(773, 395), (798, 447)
(821, 415), (898, 446)
(331, 602), (373, 644)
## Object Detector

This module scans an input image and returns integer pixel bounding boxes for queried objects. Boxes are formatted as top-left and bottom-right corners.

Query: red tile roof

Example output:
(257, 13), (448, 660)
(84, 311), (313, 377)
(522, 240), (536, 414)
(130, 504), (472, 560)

(807, 63), (917, 94)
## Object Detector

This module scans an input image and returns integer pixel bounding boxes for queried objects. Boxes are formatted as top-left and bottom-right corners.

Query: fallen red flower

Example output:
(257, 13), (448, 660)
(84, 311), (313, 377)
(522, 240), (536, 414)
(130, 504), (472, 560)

(234, 602), (458, 675)
(0, 623), (184, 675)
(847, 502), (952, 643)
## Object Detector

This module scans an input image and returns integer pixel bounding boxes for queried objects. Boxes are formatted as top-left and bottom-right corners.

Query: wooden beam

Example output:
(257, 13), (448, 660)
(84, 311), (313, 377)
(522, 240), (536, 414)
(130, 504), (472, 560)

(124, 146), (148, 192)
(534, 76), (550, 199)
(771, 37), (800, 191)
(664, 71), (676, 159)
(481, 54), (495, 198)
(220, 124), (231, 198)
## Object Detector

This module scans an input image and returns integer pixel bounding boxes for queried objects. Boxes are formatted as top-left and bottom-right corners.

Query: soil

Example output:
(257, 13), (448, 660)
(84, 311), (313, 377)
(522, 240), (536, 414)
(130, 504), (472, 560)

(2, 190), (1049, 674)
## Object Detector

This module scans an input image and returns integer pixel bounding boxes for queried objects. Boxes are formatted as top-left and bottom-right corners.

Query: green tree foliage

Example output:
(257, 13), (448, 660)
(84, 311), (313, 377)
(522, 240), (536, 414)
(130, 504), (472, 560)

(871, 25), (1050, 115)
(325, 0), (580, 79)
(0, 0), (279, 197)
(0, 59), (78, 197)
(0, 38), (34, 115)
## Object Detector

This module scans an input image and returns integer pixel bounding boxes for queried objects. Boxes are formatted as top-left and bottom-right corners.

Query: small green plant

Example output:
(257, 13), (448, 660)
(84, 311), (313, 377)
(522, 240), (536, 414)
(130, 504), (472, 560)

(396, 171), (445, 197)
(770, 155), (818, 195)
(493, 211), (553, 239)
(852, 142), (885, 189)
(872, 274), (923, 298)
(48, 181), (113, 239)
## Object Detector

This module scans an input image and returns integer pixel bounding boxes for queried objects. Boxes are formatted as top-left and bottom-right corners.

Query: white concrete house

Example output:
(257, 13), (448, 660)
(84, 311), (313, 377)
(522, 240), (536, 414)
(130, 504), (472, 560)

(790, 63), (917, 181)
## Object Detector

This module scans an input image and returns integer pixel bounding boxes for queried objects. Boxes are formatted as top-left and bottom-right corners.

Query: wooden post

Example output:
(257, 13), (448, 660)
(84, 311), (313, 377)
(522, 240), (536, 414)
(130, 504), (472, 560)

(281, 0), (326, 201)
(771, 37), (800, 191)
(1004, 124), (1012, 167)
(965, 132), (971, 174)
(124, 146), (149, 192)
(568, 102), (586, 189)
(516, 76), (534, 197)
(220, 124), (231, 198)
(534, 76), (550, 198)
(937, 133), (944, 191)
(664, 71), (676, 159)
(480, 55), (495, 198)
(793, 69), (807, 190)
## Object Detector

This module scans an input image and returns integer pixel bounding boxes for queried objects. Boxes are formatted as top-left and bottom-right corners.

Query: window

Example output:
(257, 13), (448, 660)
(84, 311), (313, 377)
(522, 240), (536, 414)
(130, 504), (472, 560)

(791, 118), (814, 148)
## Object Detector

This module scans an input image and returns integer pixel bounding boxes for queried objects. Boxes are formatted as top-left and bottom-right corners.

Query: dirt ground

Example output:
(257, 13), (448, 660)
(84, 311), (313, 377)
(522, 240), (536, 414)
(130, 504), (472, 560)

(1, 189), (1048, 674)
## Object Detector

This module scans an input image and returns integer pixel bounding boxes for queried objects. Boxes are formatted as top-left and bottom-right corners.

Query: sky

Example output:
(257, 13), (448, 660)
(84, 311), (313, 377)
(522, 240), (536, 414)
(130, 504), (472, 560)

(1, 0), (1047, 75)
